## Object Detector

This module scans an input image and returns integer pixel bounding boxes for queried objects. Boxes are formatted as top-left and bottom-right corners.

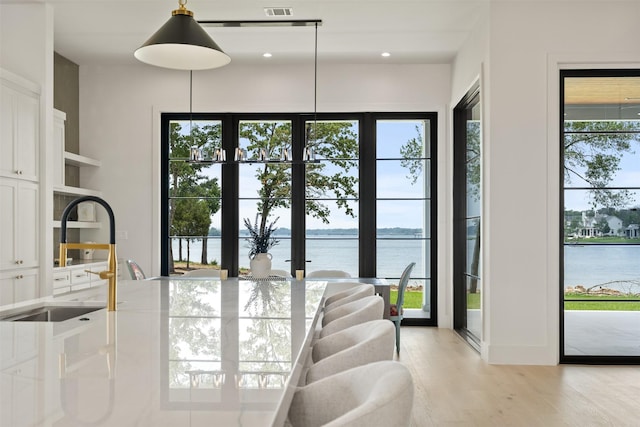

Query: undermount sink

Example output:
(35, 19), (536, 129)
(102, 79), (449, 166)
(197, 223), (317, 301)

(0, 305), (103, 322)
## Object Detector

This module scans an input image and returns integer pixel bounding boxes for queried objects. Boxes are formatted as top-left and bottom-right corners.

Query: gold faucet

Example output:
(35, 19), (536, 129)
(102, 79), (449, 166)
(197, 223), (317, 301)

(59, 196), (118, 311)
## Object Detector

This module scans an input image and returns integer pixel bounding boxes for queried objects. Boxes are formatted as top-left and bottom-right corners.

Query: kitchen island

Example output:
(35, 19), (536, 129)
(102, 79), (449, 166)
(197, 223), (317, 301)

(0, 277), (327, 427)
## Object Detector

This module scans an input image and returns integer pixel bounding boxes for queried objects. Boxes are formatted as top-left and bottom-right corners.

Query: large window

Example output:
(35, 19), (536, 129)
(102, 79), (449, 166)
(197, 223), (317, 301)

(561, 70), (640, 363)
(161, 112), (437, 324)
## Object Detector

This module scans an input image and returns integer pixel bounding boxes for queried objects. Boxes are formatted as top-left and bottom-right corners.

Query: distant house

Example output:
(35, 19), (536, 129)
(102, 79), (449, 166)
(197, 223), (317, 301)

(626, 224), (640, 239)
(579, 212), (624, 237)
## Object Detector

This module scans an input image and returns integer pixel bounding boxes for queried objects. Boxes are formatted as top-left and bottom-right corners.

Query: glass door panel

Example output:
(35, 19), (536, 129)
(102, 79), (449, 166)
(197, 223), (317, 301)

(304, 120), (359, 273)
(167, 119), (223, 273)
(562, 71), (640, 362)
(376, 119), (433, 321)
(238, 120), (292, 275)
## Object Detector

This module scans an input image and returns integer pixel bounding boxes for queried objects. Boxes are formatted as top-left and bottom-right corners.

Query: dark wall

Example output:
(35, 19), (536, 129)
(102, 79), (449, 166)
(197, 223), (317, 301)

(53, 52), (79, 154)
(53, 53), (80, 258)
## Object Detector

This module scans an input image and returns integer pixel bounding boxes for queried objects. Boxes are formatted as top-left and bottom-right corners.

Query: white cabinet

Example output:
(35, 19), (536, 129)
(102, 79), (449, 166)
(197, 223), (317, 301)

(0, 69), (40, 306)
(0, 356), (39, 427)
(0, 71), (40, 182)
(0, 268), (39, 305)
(0, 178), (39, 271)
(52, 269), (71, 295)
(69, 265), (92, 291)
(52, 261), (108, 296)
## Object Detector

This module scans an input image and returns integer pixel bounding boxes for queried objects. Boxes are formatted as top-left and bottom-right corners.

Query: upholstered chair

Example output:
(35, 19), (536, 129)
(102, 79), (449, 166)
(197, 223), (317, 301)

(324, 284), (375, 313)
(320, 295), (384, 338)
(324, 284), (375, 308)
(306, 319), (395, 383)
(288, 361), (414, 427)
(306, 269), (352, 278)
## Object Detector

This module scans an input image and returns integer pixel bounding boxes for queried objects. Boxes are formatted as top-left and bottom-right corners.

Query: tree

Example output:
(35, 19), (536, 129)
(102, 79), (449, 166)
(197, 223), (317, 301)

(171, 198), (211, 269)
(168, 121), (222, 271)
(240, 121), (359, 235)
(400, 126), (424, 185)
(189, 177), (220, 264)
(596, 217), (610, 235)
(564, 120), (640, 209)
(465, 121), (482, 293)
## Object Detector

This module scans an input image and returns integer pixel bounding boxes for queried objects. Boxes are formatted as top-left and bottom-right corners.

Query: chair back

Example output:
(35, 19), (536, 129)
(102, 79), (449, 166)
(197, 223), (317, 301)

(324, 285), (375, 313)
(307, 320), (395, 383)
(320, 296), (384, 338)
(324, 283), (373, 307)
(126, 260), (146, 280)
(395, 262), (416, 314)
(307, 269), (351, 278)
(288, 361), (414, 427)
(183, 269), (221, 277)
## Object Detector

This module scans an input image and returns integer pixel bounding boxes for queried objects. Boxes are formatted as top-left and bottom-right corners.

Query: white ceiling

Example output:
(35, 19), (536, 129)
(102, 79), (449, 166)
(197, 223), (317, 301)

(10, 0), (489, 67)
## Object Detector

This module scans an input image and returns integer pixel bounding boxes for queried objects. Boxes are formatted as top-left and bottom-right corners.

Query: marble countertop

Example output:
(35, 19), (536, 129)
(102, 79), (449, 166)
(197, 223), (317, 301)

(0, 277), (327, 427)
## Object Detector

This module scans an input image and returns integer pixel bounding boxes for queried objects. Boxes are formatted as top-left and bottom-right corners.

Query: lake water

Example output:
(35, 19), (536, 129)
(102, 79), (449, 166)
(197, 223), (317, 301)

(173, 239), (640, 293)
(172, 235), (428, 280)
(564, 245), (640, 293)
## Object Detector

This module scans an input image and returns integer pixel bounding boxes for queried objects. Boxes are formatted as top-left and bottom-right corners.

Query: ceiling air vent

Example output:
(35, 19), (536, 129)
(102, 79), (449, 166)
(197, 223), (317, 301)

(264, 7), (293, 17)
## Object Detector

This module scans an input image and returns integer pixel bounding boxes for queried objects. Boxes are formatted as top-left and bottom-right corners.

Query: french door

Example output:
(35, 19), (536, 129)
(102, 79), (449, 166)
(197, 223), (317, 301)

(560, 69), (640, 363)
(453, 83), (482, 348)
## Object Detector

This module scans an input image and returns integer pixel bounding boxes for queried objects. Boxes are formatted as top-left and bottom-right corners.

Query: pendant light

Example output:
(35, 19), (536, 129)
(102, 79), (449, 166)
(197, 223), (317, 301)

(134, 0), (230, 70)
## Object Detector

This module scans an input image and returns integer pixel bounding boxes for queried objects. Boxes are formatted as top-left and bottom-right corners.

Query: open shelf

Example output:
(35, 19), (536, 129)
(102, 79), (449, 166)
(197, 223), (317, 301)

(64, 152), (101, 168)
(53, 185), (102, 197)
(52, 220), (102, 229)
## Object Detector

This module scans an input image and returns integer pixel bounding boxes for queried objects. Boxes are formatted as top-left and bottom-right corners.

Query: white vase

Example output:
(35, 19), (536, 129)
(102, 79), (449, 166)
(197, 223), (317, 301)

(250, 253), (272, 278)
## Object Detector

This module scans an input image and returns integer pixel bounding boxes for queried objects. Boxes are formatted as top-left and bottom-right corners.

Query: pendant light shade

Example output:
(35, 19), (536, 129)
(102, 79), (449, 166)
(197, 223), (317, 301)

(134, 0), (230, 70)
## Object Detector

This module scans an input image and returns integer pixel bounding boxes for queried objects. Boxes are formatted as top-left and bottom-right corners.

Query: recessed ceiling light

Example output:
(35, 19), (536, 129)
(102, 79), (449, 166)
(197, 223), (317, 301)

(263, 53), (272, 58)
(381, 52), (391, 57)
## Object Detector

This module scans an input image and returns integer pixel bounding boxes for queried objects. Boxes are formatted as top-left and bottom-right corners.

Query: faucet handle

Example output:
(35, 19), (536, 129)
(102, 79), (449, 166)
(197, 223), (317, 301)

(85, 269), (115, 280)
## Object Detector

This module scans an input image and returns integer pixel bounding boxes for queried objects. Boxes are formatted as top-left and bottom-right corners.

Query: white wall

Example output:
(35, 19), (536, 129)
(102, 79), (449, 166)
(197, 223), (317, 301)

(451, 1), (640, 365)
(78, 62), (451, 279)
(448, 4), (490, 338)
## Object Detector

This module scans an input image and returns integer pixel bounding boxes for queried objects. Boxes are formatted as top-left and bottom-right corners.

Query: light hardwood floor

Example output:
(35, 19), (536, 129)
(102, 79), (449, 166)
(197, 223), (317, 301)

(397, 326), (640, 427)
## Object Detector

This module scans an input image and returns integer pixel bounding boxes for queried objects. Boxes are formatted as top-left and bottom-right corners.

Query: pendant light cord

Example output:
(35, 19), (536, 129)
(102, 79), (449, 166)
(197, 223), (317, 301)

(313, 22), (318, 146)
(189, 70), (194, 146)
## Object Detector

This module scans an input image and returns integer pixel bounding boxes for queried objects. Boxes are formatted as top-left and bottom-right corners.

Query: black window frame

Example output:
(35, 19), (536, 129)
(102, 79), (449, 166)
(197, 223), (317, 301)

(560, 68), (640, 364)
(161, 112), (437, 326)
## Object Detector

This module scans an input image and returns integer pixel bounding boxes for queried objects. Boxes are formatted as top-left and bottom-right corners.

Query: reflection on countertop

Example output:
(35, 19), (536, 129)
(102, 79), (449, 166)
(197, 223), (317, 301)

(0, 277), (329, 427)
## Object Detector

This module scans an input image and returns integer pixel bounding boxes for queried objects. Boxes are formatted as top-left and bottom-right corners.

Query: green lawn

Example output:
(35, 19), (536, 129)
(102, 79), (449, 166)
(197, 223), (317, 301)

(390, 291), (481, 309)
(393, 291), (640, 311)
(564, 293), (640, 311)
(467, 292), (480, 309)
(390, 290), (423, 309)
